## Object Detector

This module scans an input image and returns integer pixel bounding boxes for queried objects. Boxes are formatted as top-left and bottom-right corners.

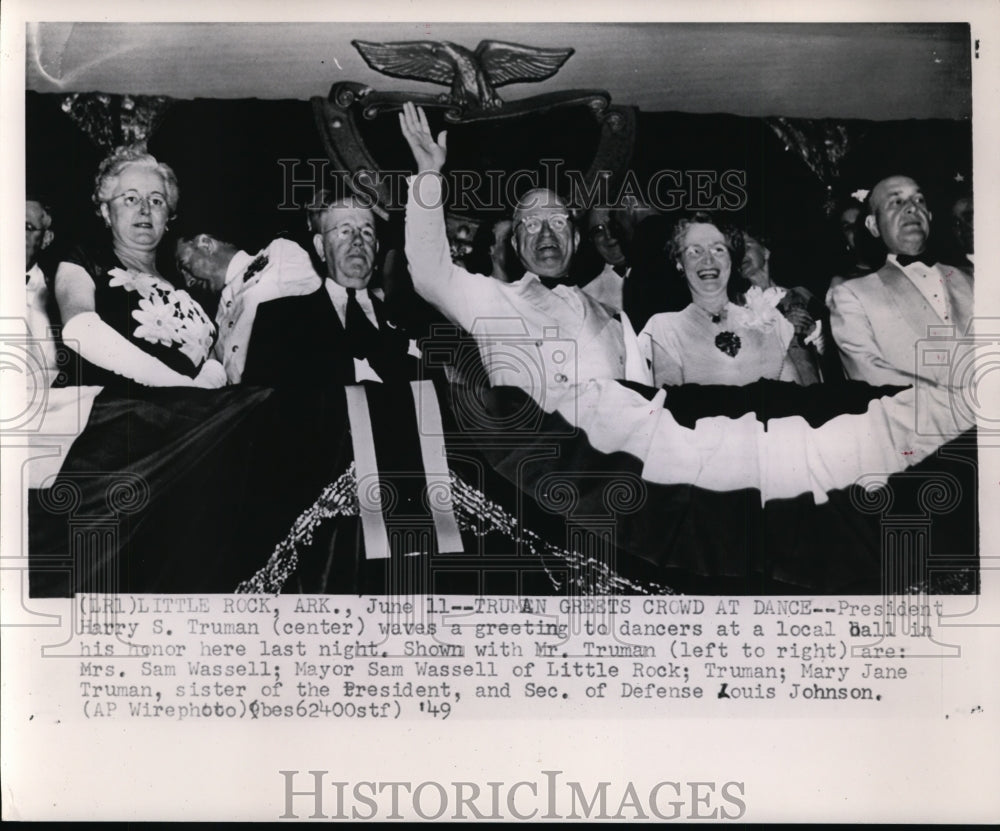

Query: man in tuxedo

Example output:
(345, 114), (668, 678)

(828, 175), (973, 388)
(242, 195), (419, 388)
(175, 232), (321, 383)
(400, 102), (647, 404)
(25, 197), (60, 383)
(581, 207), (629, 312)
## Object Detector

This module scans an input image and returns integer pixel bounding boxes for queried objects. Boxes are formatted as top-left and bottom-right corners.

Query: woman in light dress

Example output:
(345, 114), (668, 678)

(640, 213), (819, 387)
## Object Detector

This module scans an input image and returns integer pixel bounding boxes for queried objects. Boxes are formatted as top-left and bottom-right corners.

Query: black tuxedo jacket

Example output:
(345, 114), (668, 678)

(242, 284), (419, 388)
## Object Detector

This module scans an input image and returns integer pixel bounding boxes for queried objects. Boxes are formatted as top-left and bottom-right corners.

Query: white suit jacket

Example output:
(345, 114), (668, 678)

(213, 238), (321, 383)
(828, 259), (973, 388)
(405, 173), (634, 408)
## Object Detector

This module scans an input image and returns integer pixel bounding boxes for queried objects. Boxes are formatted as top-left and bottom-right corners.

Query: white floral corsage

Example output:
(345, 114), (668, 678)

(730, 286), (787, 331)
(132, 294), (181, 347)
(108, 267), (163, 296)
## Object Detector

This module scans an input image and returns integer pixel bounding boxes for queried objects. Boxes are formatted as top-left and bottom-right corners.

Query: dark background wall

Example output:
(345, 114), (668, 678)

(27, 90), (972, 299)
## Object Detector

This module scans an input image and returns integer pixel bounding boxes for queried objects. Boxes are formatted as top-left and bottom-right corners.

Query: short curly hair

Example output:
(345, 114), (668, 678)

(667, 212), (749, 302)
(92, 144), (180, 215)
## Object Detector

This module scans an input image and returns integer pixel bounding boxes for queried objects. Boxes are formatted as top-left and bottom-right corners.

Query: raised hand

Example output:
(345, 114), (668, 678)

(399, 101), (447, 174)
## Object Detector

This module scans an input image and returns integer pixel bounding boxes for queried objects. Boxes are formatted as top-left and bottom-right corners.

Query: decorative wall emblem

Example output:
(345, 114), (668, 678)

(353, 39), (575, 116)
(313, 40), (636, 215)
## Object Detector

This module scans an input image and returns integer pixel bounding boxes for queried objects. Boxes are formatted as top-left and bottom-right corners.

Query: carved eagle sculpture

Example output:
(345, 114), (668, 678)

(352, 39), (575, 112)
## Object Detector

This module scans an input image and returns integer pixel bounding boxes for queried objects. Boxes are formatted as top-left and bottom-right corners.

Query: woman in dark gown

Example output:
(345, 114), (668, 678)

(54, 144), (225, 389)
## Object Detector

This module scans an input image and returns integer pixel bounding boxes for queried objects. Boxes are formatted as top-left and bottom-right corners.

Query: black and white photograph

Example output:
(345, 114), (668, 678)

(2, 1), (998, 822)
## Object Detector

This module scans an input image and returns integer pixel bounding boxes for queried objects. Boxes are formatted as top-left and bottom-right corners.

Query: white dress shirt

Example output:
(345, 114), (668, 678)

(214, 238), (321, 383)
(887, 254), (951, 322)
(322, 280), (389, 382)
(582, 261), (628, 312)
(323, 280), (380, 328)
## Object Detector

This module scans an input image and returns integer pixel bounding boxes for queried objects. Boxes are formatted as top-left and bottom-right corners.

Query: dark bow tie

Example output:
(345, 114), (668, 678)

(895, 252), (936, 268)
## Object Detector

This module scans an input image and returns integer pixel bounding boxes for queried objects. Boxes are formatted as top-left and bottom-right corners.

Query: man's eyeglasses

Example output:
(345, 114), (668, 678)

(322, 223), (377, 244)
(515, 214), (570, 235)
(589, 223), (618, 241)
(109, 190), (169, 211)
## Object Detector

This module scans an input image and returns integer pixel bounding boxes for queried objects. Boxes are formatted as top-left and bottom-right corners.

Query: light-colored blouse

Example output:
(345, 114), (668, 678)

(640, 302), (798, 387)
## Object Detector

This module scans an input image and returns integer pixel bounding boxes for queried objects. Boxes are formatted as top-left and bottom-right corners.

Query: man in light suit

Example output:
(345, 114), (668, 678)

(828, 175), (973, 388)
(176, 232), (321, 383)
(399, 102), (647, 405)
(242, 195), (419, 389)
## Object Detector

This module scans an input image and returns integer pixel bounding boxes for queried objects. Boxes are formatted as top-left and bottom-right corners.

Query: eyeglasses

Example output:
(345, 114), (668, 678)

(322, 223), (377, 244)
(515, 214), (570, 235)
(589, 223), (616, 241)
(109, 190), (169, 211)
(681, 243), (730, 260)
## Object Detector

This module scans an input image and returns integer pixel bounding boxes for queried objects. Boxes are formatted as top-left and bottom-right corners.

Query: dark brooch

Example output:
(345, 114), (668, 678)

(715, 331), (742, 357)
(242, 253), (269, 283)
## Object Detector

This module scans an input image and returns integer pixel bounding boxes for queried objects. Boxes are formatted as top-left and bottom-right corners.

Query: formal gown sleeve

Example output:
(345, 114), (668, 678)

(640, 313), (684, 387)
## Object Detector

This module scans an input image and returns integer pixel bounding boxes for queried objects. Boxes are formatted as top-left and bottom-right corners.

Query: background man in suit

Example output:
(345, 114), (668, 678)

(828, 174), (973, 388)
(242, 195), (419, 388)
(581, 206), (629, 312)
(175, 232), (321, 383)
(25, 197), (60, 383)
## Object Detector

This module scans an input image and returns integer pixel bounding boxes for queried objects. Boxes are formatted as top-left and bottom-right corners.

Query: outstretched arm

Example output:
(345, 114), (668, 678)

(399, 102), (496, 331)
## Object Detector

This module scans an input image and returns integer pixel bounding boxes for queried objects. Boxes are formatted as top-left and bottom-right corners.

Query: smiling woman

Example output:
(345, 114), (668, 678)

(53, 144), (226, 389)
(639, 213), (813, 387)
